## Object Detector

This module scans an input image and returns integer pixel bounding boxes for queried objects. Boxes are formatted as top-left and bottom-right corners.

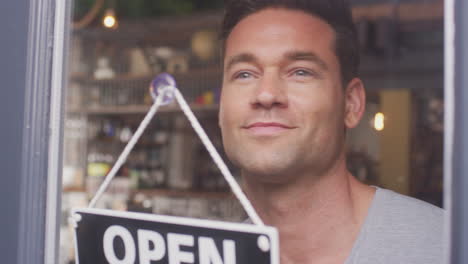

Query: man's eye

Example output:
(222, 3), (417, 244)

(234, 71), (253, 79)
(293, 69), (313, 76)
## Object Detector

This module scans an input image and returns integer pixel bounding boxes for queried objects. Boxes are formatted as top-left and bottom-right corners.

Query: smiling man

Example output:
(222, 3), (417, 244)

(218, 0), (443, 263)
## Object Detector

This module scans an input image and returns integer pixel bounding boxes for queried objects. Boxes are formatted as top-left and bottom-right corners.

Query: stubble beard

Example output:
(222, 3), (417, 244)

(224, 133), (346, 187)
(226, 140), (317, 185)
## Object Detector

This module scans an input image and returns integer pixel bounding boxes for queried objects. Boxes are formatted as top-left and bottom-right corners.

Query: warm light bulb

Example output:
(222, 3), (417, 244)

(103, 16), (116, 28)
(374, 112), (385, 131)
(103, 9), (117, 29)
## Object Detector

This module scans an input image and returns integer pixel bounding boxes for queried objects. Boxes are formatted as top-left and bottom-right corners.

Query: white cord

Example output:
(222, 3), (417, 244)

(87, 85), (264, 227)
(174, 89), (264, 226)
(88, 93), (165, 208)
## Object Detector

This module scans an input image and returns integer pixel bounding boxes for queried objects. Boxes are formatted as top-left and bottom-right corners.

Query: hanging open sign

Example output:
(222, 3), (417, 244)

(72, 208), (279, 264)
(73, 74), (277, 263)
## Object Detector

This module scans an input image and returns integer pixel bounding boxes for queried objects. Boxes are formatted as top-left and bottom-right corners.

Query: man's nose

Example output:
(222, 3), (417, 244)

(251, 72), (288, 109)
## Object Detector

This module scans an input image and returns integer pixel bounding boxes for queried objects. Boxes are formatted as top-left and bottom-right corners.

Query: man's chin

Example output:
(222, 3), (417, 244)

(240, 163), (295, 184)
(225, 147), (300, 182)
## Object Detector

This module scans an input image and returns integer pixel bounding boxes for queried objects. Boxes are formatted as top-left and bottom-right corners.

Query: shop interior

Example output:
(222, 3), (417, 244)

(59, 1), (444, 263)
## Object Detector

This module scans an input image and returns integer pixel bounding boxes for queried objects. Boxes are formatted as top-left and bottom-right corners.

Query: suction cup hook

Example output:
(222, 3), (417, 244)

(150, 73), (176, 105)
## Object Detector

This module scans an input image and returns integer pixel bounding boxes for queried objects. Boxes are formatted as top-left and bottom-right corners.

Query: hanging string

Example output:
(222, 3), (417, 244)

(88, 91), (166, 208)
(87, 76), (264, 226)
(173, 89), (264, 226)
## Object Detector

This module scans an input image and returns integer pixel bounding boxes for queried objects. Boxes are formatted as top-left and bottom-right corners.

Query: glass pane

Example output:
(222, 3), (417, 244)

(348, 0), (444, 205)
(60, 2), (239, 263)
(59, 1), (444, 263)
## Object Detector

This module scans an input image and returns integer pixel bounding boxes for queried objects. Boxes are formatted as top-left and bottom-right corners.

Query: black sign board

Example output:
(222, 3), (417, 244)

(72, 208), (279, 264)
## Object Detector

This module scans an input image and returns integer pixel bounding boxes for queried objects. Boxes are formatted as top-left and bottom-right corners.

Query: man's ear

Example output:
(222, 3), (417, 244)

(344, 78), (366, 129)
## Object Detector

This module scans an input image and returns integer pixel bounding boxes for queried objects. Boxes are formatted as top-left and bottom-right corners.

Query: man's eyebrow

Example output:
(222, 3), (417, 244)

(284, 51), (329, 71)
(224, 51), (329, 72)
(224, 53), (258, 72)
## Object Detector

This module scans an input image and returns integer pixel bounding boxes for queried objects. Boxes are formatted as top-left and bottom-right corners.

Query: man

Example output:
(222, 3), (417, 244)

(217, 0), (444, 263)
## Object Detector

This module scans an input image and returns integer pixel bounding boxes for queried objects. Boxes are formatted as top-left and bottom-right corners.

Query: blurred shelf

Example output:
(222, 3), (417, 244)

(62, 186), (86, 193)
(87, 138), (166, 147)
(67, 104), (219, 115)
(62, 186), (232, 199)
(69, 67), (221, 85)
(70, 73), (152, 83)
(134, 188), (232, 199)
(62, 187), (233, 199)
(417, 186), (443, 195)
(72, 11), (223, 45)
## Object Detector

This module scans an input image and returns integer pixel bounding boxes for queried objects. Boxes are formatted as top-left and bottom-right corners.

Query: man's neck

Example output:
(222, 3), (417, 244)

(243, 159), (376, 264)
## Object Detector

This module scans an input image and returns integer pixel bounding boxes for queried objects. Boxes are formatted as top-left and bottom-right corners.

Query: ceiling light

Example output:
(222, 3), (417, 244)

(103, 9), (117, 29)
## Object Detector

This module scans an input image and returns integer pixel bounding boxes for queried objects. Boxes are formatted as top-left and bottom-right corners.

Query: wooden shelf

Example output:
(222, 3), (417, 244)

(134, 188), (232, 199)
(62, 186), (232, 199)
(70, 73), (152, 83)
(416, 186), (443, 195)
(67, 103), (219, 115)
(69, 67), (221, 85)
(72, 11), (222, 44)
(62, 186), (86, 193)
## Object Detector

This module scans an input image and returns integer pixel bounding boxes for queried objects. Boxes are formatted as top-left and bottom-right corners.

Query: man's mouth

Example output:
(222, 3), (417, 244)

(243, 122), (296, 136)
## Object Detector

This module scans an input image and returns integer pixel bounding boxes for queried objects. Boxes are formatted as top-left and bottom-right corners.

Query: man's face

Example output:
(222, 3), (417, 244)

(219, 8), (354, 183)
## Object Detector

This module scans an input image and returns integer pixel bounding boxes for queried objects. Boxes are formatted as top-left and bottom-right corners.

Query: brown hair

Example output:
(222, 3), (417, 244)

(220, 0), (359, 85)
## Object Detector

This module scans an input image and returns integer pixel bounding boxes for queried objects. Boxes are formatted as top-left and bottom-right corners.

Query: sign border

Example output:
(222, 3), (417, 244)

(71, 208), (279, 264)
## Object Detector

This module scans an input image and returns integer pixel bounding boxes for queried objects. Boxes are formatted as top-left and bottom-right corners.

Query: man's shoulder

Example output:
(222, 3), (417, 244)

(350, 187), (444, 264)
(373, 188), (444, 230)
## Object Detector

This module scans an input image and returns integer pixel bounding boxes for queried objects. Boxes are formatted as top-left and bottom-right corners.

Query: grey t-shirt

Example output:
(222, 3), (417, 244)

(344, 187), (444, 264)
